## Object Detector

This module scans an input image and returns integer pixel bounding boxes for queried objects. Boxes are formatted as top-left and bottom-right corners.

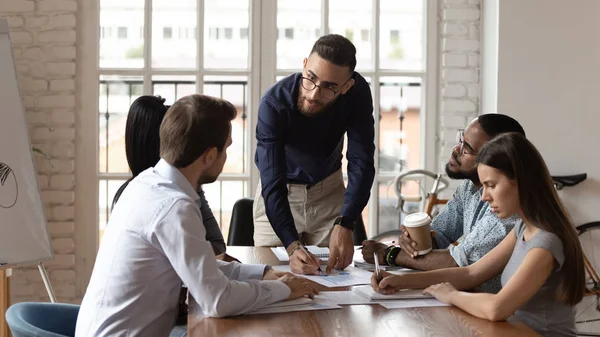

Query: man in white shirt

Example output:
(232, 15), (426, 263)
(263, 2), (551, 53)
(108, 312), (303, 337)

(76, 94), (318, 337)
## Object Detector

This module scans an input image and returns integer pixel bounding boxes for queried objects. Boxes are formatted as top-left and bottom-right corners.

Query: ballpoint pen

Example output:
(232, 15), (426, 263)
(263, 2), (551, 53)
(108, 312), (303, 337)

(298, 240), (326, 276)
(374, 252), (382, 282)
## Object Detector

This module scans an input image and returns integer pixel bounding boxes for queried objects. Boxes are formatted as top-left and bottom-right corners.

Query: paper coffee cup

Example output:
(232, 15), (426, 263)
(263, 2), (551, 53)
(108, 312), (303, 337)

(403, 212), (432, 255)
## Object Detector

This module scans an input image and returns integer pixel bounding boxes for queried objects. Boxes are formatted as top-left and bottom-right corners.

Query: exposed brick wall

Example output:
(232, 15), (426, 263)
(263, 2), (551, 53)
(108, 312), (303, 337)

(438, 0), (481, 197)
(0, 0), (77, 303)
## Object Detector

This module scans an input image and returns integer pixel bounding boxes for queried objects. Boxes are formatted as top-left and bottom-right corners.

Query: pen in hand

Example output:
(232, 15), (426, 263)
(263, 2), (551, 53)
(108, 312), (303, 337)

(298, 242), (325, 276)
(374, 252), (382, 282)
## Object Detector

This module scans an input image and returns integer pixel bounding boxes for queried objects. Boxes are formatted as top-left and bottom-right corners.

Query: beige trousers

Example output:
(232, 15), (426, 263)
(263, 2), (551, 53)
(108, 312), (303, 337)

(253, 169), (345, 247)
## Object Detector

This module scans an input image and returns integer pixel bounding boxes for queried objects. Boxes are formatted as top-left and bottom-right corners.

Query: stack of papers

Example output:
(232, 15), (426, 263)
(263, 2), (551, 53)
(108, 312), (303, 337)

(271, 246), (330, 262)
(354, 285), (433, 300)
(353, 286), (449, 309)
(245, 287), (448, 315)
(379, 299), (450, 309)
(245, 297), (341, 315)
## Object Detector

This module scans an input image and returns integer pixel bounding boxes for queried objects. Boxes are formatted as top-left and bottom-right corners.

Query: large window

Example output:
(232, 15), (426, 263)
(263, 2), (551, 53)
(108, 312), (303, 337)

(276, 0), (431, 234)
(94, 0), (434, 244)
(98, 0), (252, 242)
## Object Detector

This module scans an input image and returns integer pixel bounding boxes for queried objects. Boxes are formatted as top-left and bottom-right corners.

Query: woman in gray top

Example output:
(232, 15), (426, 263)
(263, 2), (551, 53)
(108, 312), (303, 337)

(370, 133), (585, 337)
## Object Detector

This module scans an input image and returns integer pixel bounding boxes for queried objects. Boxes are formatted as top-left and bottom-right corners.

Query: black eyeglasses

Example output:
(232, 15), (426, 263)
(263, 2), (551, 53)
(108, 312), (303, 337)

(300, 77), (347, 100)
(456, 129), (477, 155)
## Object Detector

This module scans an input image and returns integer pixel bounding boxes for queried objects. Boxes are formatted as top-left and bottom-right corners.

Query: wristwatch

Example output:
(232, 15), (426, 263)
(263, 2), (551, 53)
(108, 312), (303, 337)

(333, 216), (354, 231)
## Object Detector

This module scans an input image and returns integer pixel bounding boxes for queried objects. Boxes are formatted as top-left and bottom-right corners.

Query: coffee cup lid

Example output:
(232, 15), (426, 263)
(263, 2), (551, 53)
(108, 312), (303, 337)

(403, 212), (431, 227)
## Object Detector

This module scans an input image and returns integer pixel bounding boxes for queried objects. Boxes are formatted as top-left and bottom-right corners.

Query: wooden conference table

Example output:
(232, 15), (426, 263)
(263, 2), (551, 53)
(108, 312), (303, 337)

(188, 247), (539, 337)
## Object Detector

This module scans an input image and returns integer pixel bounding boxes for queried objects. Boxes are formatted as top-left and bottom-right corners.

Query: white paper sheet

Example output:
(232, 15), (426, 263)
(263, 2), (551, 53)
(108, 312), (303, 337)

(271, 246), (330, 262)
(379, 298), (450, 309)
(315, 290), (377, 305)
(272, 265), (372, 287)
(264, 297), (313, 308)
(354, 285), (433, 300)
(245, 296), (341, 315)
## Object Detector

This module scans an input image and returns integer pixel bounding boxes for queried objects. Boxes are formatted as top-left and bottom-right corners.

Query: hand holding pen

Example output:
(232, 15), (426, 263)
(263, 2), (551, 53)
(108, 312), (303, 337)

(374, 252), (382, 282)
(288, 239), (325, 275)
(298, 244), (326, 276)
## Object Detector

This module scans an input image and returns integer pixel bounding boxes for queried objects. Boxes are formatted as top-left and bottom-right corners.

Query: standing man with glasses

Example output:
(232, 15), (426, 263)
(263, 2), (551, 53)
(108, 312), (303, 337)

(362, 114), (526, 293)
(254, 34), (375, 275)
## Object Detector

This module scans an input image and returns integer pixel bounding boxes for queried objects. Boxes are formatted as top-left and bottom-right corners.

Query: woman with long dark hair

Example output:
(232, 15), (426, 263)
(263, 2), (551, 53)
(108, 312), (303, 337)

(371, 132), (585, 336)
(112, 95), (234, 259)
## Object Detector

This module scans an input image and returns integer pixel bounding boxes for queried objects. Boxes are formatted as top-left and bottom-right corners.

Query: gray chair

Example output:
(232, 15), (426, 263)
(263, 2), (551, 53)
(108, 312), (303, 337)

(5, 302), (79, 337)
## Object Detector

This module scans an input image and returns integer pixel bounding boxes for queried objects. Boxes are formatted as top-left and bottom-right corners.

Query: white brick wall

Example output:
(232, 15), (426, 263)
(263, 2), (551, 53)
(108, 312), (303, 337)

(438, 0), (481, 197)
(1, 0), (77, 304)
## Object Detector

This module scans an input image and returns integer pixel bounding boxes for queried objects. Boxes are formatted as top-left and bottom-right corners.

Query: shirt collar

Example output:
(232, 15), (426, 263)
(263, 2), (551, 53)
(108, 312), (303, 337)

(154, 159), (200, 201)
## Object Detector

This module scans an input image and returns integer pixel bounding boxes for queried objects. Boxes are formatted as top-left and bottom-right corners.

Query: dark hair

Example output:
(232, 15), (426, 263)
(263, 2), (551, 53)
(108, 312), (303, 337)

(477, 113), (526, 139)
(160, 94), (237, 168)
(125, 95), (170, 177)
(477, 133), (585, 306)
(310, 34), (357, 72)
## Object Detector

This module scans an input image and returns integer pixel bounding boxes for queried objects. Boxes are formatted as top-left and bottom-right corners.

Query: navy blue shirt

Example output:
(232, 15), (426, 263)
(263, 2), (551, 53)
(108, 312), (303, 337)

(255, 72), (375, 247)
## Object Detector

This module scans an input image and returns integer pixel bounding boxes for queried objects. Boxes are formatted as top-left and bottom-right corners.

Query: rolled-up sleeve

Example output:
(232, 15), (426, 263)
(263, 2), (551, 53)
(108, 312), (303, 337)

(255, 98), (299, 247)
(448, 208), (518, 266)
(217, 261), (268, 281)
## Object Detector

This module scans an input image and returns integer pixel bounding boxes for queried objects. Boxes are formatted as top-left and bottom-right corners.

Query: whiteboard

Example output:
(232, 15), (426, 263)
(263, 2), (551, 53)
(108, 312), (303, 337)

(0, 19), (53, 267)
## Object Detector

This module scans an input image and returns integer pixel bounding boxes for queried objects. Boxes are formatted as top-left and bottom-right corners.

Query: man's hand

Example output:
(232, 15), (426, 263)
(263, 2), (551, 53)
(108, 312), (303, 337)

(216, 253), (241, 263)
(278, 274), (320, 300)
(263, 268), (292, 280)
(289, 247), (322, 275)
(327, 225), (354, 273)
(399, 226), (436, 258)
(360, 240), (387, 264)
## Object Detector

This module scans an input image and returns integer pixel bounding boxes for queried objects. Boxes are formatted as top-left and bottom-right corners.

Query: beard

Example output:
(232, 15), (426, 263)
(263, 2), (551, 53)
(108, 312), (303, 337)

(197, 172), (219, 186)
(297, 95), (335, 117)
(445, 153), (480, 185)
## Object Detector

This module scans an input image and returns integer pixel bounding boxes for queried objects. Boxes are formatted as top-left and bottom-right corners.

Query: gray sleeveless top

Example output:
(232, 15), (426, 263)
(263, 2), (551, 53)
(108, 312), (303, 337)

(501, 221), (575, 337)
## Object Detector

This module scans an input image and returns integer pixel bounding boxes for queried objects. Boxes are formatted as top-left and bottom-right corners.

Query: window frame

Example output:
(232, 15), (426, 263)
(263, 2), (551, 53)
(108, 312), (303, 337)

(76, 0), (438, 298)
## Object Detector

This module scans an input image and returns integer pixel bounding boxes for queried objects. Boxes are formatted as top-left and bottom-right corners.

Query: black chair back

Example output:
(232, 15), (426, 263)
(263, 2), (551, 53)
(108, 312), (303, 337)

(227, 198), (255, 246)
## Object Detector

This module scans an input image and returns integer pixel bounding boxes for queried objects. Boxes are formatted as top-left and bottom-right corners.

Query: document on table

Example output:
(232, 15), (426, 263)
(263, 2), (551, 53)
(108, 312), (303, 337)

(379, 298), (450, 309)
(271, 246), (330, 262)
(316, 290), (378, 305)
(316, 290), (449, 308)
(272, 265), (372, 287)
(354, 285), (433, 300)
(245, 296), (341, 315)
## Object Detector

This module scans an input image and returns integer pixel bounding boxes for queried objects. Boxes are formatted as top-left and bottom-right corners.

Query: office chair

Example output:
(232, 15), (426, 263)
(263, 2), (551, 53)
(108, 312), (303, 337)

(5, 302), (79, 337)
(227, 198), (255, 246)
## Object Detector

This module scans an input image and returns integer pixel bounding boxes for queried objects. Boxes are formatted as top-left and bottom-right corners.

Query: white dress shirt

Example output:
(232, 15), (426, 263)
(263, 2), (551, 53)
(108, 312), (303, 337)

(76, 159), (291, 337)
